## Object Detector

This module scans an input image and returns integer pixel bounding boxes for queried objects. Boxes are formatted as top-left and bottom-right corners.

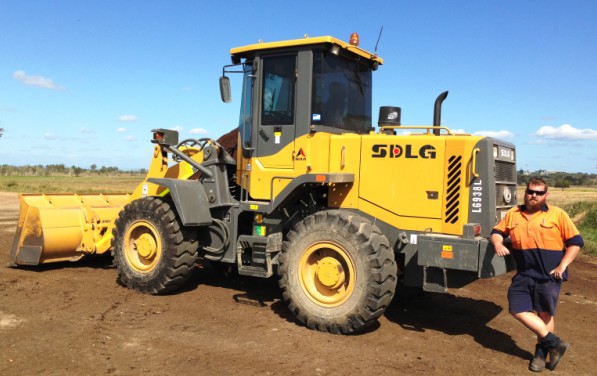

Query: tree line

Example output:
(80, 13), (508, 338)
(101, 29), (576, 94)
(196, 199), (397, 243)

(0, 164), (147, 177)
(518, 170), (597, 188)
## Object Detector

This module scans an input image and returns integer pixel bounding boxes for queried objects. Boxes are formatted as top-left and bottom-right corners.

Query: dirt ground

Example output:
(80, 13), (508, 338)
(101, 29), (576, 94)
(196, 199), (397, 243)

(1, 192), (596, 375)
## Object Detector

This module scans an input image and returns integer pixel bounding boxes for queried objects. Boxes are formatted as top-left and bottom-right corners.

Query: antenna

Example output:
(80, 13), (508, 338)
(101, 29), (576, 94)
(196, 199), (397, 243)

(374, 26), (384, 54)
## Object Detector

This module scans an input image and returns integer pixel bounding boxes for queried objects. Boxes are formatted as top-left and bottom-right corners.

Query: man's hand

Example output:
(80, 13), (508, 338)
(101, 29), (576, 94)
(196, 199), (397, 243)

(550, 265), (566, 280)
(494, 244), (511, 257)
(490, 233), (510, 257)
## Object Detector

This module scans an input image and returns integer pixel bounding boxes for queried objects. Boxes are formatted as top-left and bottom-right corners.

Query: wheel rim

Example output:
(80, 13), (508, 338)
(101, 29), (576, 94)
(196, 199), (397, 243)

(124, 220), (162, 272)
(299, 241), (356, 307)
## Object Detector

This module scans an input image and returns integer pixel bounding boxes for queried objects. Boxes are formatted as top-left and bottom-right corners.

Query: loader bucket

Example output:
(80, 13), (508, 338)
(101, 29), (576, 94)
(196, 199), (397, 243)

(9, 193), (130, 266)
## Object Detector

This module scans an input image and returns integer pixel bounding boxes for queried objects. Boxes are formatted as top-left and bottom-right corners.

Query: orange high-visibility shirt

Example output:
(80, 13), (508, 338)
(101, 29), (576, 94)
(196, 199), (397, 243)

(492, 204), (584, 280)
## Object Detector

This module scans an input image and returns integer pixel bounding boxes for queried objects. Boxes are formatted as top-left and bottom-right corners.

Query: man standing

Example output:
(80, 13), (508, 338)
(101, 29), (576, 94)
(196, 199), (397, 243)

(491, 177), (584, 372)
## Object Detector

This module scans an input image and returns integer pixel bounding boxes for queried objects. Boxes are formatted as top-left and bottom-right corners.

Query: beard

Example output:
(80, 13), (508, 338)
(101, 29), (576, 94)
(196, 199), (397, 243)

(524, 196), (542, 213)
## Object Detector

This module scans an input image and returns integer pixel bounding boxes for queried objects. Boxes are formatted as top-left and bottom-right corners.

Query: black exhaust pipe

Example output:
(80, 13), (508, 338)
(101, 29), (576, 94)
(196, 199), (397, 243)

(433, 91), (449, 135)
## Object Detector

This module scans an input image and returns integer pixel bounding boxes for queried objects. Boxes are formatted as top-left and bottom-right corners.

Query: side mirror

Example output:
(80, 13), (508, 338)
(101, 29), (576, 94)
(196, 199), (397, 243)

(219, 76), (231, 103)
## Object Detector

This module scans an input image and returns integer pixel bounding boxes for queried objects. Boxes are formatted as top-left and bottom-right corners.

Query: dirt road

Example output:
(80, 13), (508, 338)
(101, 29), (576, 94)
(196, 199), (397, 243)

(1, 192), (595, 375)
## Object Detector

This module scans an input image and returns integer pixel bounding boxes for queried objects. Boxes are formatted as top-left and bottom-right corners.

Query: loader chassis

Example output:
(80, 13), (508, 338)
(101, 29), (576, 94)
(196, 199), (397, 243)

(10, 35), (517, 334)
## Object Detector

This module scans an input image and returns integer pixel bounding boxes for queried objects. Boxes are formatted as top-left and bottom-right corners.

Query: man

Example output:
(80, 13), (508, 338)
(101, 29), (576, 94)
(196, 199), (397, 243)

(491, 177), (583, 372)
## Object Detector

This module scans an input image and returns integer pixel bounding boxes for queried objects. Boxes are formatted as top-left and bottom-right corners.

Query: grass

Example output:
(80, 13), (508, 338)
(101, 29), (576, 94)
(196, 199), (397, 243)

(561, 201), (597, 256)
(577, 227), (597, 256)
(0, 175), (143, 194)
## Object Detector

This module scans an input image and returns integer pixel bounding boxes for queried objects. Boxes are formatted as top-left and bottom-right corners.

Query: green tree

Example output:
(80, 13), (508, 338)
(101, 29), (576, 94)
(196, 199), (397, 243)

(72, 166), (83, 177)
(554, 179), (570, 190)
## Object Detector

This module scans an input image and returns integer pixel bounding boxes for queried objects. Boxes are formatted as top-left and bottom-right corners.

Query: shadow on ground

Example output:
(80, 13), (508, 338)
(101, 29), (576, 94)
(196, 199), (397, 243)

(385, 287), (532, 360)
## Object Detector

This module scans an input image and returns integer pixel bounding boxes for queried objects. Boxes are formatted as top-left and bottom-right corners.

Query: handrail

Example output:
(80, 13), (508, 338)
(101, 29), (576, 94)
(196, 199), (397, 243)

(471, 148), (480, 178)
(378, 125), (456, 135)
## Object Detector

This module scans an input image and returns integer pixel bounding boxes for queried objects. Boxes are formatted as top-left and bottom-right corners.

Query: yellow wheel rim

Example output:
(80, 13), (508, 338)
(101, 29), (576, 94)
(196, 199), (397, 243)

(124, 220), (162, 273)
(299, 241), (356, 307)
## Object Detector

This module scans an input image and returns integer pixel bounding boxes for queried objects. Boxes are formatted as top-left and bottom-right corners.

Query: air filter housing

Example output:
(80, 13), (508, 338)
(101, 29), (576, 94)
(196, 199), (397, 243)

(378, 106), (401, 126)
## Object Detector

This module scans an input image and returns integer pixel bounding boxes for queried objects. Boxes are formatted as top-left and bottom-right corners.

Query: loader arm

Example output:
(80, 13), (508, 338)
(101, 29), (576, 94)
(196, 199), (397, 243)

(9, 141), (207, 266)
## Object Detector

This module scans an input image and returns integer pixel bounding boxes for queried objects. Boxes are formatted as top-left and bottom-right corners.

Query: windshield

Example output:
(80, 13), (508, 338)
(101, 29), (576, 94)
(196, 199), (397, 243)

(311, 50), (372, 133)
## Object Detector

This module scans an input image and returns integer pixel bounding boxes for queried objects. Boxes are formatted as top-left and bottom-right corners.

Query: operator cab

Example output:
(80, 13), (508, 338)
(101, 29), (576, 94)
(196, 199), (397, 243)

(220, 35), (383, 155)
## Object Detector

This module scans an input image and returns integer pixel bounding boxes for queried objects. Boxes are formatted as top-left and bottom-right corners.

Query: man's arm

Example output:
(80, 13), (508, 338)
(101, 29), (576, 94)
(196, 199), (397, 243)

(490, 231), (511, 257)
(550, 209), (585, 279)
(550, 245), (580, 280)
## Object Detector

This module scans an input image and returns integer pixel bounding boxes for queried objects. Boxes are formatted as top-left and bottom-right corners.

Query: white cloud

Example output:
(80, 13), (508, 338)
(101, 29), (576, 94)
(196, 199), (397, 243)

(534, 124), (597, 141)
(13, 70), (65, 91)
(124, 135), (136, 142)
(473, 130), (514, 139)
(118, 115), (138, 122)
(173, 125), (184, 132)
(44, 132), (57, 140)
(189, 128), (208, 135)
(117, 127), (127, 132)
(80, 127), (95, 134)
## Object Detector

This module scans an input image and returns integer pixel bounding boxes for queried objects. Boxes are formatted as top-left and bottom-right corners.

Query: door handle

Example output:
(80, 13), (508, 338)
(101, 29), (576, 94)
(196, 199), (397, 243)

(258, 128), (269, 141)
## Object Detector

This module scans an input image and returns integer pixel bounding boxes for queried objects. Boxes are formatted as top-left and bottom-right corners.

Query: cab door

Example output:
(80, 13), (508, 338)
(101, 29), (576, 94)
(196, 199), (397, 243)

(255, 54), (297, 169)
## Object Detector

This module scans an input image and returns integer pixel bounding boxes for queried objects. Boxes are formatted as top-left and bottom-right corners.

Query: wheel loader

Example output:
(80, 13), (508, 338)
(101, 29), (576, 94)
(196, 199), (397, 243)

(10, 34), (517, 334)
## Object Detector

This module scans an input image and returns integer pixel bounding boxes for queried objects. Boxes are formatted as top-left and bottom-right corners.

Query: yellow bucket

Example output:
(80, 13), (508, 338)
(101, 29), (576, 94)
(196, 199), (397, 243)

(10, 193), (130, 266)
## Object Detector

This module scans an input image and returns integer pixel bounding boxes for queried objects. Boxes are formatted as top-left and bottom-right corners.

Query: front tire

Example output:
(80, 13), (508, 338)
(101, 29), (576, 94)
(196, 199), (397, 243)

(278, 210), (397, 334)
(112, 197), (199, 294)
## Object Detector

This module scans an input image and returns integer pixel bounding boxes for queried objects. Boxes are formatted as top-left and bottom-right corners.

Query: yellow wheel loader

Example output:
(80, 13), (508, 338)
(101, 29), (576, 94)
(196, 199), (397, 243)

(10, 34), (517, 334)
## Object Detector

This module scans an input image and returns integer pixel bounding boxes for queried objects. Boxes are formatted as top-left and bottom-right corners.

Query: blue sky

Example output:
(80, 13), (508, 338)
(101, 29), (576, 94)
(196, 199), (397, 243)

(1, 1), (596, 173)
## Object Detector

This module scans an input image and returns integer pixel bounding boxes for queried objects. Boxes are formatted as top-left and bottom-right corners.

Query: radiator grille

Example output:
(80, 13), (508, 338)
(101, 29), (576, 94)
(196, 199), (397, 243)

(445, 155), (462, 224)
(495, 156), (517, 221)
(495, 161), (516, 181)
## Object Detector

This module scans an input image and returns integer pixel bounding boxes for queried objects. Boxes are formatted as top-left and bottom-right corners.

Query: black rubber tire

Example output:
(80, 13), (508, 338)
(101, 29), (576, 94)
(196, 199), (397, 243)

(278, 210), (397, 334)
(111, 196), (199, 295)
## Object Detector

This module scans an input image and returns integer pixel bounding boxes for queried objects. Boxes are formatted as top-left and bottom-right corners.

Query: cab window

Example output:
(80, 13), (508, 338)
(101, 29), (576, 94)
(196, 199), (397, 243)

(261, 55), (296, 126)
(312, 51), (372, 133)
(238, 62), (254, 147)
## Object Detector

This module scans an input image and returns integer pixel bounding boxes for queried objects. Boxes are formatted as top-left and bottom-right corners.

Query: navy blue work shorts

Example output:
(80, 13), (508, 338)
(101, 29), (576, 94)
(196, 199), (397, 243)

(508, 273), (562, 316)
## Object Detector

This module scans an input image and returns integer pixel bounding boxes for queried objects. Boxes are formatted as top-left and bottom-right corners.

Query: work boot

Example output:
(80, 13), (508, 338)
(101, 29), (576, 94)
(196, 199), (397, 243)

(529, 344), (546, 372)
(547, 341), (569, 371)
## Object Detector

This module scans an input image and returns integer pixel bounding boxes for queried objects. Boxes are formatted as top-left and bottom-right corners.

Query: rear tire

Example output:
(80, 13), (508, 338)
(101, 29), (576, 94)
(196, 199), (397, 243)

(112, 197), (199, 294)
(278, 210), (397, 334)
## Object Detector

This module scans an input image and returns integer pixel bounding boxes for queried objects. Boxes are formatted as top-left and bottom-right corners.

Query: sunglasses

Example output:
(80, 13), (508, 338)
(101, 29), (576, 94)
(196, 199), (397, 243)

(526, 189), (547, 196)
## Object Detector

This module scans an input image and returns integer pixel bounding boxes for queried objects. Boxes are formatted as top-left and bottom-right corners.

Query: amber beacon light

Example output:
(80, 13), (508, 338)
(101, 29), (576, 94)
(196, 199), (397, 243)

(349, 32), (359, 46)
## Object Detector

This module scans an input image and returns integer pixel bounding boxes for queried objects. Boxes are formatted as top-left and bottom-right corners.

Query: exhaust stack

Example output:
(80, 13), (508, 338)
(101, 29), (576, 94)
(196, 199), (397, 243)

(433, 91), (449, 135)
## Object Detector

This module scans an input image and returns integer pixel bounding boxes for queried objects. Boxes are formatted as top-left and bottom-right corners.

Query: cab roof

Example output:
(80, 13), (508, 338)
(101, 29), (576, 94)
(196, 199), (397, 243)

(230, 35), (384, 65)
